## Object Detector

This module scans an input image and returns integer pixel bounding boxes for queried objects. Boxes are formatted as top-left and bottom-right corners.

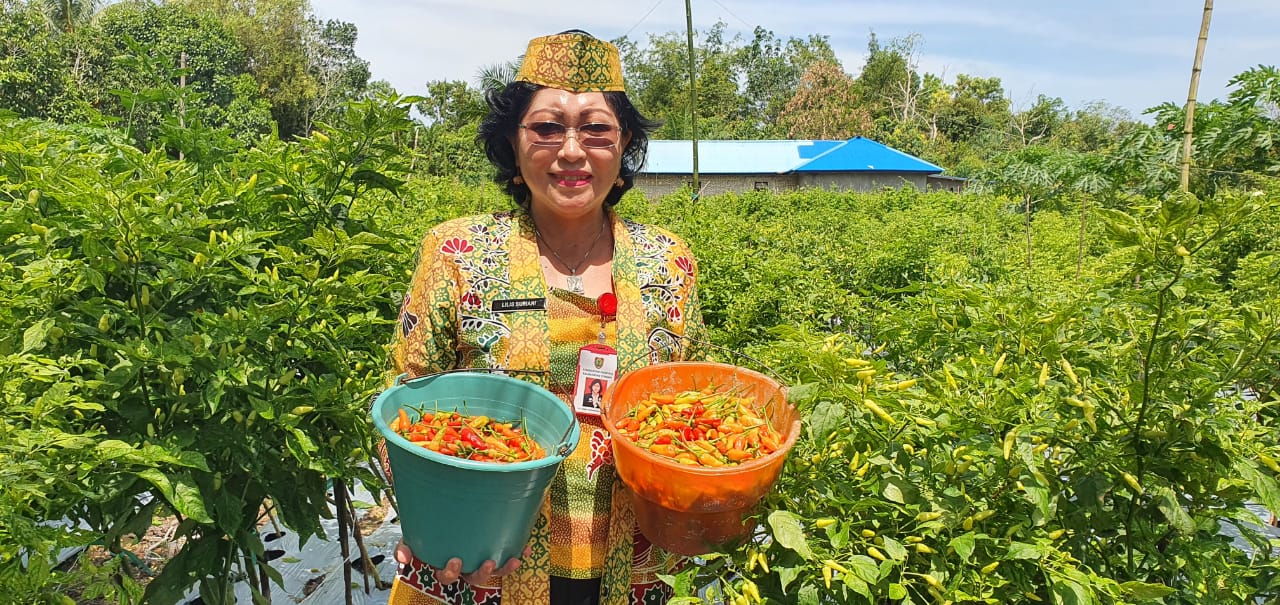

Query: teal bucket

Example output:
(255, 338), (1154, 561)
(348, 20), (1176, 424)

(371, 372), (579, 573)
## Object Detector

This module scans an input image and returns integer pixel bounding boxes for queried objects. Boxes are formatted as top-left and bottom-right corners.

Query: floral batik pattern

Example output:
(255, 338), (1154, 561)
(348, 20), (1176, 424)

(386, 207), (703, 605)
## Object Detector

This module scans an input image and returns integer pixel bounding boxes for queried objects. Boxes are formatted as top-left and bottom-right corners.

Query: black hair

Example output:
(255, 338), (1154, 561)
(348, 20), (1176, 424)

(477, 34), (660, 207)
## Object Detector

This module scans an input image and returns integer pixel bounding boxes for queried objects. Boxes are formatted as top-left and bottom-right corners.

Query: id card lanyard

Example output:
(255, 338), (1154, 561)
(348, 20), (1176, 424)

(572, 292), (618, 417)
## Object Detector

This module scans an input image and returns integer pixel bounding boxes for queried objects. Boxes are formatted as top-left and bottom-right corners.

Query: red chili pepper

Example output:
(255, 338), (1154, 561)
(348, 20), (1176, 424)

(461, 427), (485, 449)
(393, 409), (545, 463)
(618, 387), (784, 467)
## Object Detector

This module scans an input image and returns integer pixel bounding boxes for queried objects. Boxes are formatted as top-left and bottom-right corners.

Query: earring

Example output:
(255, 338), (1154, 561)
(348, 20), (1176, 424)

(513, 175), (524, 185)
(614, 177), (624, 188)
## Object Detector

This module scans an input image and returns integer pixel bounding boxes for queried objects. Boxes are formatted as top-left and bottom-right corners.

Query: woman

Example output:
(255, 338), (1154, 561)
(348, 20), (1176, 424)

(386, 30), (705, 605)
(580, 379), (604, 410)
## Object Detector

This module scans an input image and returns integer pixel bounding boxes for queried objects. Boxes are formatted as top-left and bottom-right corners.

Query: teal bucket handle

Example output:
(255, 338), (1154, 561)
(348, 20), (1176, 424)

(395, 367), (550, 386)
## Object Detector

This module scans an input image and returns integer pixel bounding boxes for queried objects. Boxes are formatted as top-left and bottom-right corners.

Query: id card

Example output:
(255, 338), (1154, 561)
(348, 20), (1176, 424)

(573, 343), (617, 417)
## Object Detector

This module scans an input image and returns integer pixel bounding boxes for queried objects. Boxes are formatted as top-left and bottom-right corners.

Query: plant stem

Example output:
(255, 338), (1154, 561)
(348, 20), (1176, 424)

(335, 478), (354, 605)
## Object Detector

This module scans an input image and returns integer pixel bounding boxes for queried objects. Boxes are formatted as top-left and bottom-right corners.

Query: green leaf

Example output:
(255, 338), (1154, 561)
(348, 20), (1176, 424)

(806, 400), (844, 444)
(846, 575), (870, 598)
(950, 532), (975, 562)
(23, 318), (53, 353)
(1152, 485), (1194, 534)
(1051, 578), (1093, 605)
(881, 477), (918, 504)
(881, 536), (908, 561)
(776, 564), (800, 592)
(786, 382), (819, 404)
(848, 554), (879, 583)
(1118, 581), (1177, 601)
(137, 469), (213, 524)
(350, 169), (405, 195)
(797, 584), (819, 605)
(1234, 459), (1280, 515)
(658, 565), (697, 596)
(143, 533), (225, 604)
(768, 510), (815, 559)
(1005, 541), (1042, 560)
(888, 583), (907, 600)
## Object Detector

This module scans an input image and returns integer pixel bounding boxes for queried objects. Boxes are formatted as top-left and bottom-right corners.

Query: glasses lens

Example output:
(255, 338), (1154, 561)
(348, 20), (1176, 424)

(522, 122), (618, 148)
(578, 123), (618, 148)
(526, 122), (566, 144)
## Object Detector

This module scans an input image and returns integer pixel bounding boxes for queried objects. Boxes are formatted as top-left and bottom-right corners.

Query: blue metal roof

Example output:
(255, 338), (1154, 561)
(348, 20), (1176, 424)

(641, 137), (943, 174)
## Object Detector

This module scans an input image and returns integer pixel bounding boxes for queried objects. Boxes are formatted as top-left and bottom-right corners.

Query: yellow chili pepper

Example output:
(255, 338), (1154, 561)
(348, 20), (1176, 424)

(1003, 428), (1018, 460)
(862, 398), (896, 424)
(1121, 471), (1144, 495)
(1060, 358), (1079, 385)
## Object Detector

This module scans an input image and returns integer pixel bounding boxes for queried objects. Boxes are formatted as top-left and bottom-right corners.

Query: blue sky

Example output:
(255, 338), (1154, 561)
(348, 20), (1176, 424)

(310, 0), (1280, 122)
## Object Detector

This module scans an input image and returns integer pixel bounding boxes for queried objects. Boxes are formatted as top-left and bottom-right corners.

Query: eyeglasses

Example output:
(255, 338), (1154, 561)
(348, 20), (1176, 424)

(519, 121), (621, 149)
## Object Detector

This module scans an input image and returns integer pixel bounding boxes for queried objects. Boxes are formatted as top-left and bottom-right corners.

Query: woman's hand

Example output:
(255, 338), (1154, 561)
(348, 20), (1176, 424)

(393, 541), (528, 586)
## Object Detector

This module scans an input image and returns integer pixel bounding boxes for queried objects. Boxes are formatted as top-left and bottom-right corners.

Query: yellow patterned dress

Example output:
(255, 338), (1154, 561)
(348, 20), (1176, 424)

(386, 207), (706, 605)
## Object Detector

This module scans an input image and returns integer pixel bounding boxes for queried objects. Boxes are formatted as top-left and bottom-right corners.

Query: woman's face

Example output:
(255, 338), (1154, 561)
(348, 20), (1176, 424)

(514, 88), (631, 222)
(590, 381), (602, 394)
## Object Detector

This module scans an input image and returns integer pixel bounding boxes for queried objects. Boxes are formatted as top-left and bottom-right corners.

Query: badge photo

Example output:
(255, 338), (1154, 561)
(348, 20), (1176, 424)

(573, 343), (617, 416)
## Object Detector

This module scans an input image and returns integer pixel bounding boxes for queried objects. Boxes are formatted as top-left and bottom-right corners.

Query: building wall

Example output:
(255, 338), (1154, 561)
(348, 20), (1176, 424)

(635, 172), (940, 199)
(634, 173), (801, 199)
(927, 175), (968, 193)
(796, 172), (930, 192)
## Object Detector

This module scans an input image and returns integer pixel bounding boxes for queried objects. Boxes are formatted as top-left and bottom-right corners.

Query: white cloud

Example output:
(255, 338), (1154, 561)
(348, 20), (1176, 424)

(311, 0), (1279, 117)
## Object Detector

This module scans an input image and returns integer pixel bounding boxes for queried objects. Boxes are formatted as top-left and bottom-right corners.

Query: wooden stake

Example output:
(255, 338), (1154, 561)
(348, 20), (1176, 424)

(1180, 0), (1213, 192)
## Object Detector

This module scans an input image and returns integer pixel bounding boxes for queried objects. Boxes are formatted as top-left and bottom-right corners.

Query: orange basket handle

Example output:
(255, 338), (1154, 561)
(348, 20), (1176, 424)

(618, 334), (783, 384)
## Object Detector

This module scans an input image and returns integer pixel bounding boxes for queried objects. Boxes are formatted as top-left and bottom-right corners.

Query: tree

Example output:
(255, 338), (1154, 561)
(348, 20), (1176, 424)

(935, 73), (1010, 145)
(88, 1), (271, 147)
(777, 60), (872, 140)
(733, 28), (835, 137)
(1008, 94), (1066, 148)
(1145, 65), (1279, 195)
(302, 16), (370, 132)
(39, 0), (98, 33)
(416, 80), (482, 130)
(1052, 101), (1137, 153)
(0, 1), (86, 119)
(475, 59), (519, 94)
(855, 32), (924, 125)
(175, 0), (368, 138)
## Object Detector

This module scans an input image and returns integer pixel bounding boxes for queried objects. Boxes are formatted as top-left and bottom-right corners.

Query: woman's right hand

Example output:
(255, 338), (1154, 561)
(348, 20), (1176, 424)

(393, 540), (527, 586)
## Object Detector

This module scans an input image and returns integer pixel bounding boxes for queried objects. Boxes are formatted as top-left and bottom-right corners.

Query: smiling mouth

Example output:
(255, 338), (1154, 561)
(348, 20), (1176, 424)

(556, 174), (592, 187)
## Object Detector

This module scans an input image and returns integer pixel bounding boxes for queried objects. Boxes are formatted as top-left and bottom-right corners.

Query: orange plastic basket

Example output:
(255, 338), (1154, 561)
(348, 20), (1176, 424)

(601, 361), (800, 555)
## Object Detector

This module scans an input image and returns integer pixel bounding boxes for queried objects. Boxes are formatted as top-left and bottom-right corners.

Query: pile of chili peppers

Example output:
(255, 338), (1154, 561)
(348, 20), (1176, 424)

(390, 408), (546, 463)
(613, 386), (784, 467)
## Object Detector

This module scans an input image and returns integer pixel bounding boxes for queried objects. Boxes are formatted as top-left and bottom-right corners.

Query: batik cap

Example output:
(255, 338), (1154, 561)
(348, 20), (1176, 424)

(515, 31), (626, 92)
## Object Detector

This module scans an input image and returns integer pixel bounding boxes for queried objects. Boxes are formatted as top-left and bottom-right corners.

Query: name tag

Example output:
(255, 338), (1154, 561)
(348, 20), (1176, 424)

(491, 298), (546, 313)
(573, 344), (617, 417)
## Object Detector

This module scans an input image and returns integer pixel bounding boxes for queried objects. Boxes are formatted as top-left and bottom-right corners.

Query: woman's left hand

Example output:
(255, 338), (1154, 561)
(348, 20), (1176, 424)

(393, 540), (530, 586)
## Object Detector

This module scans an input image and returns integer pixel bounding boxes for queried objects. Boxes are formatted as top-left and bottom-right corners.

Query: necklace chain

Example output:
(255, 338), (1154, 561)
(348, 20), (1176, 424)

(532, 214), (609, 291)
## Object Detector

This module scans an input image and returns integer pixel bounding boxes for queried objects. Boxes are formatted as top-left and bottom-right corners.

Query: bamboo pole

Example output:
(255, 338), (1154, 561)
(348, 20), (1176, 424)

(684, 0), (700, 200)
(1180, 0), (1213, 192)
